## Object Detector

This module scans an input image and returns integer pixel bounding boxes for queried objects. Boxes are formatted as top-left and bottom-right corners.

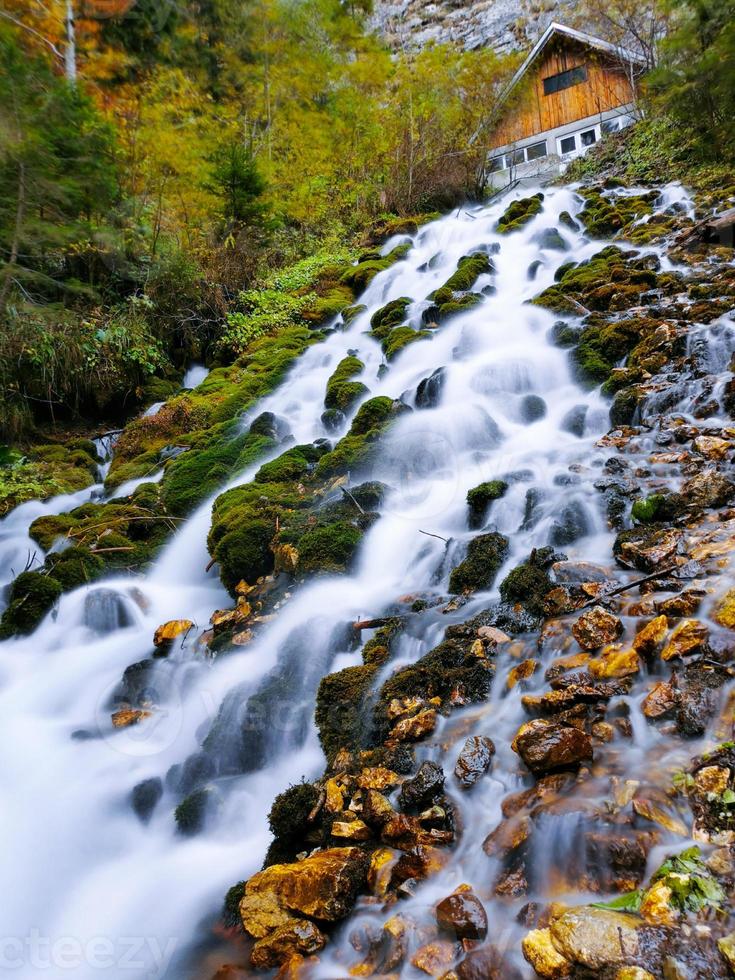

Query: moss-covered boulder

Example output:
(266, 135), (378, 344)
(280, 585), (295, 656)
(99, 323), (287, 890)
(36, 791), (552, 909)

(369, 297), (412, 339)
(499, 546), (563, 619)
(340, 243), (411, 292)
(0, 571), (63, 638)
(316, 664), (378, 761)
(496, 193), (544, 233)
(466, 480), (508, 529)
(0, 440), (100, 518)
(324, 356), (368, 413)
(439, 252), (493, 293)
(448, 532), (509, 594)
(578, 187), (657, 239)
(314, 396), (400, 480)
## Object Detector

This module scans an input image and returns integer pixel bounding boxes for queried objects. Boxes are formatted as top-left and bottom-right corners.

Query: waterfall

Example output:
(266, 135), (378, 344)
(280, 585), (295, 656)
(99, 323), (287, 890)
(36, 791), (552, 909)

(0, 181), (723, 978)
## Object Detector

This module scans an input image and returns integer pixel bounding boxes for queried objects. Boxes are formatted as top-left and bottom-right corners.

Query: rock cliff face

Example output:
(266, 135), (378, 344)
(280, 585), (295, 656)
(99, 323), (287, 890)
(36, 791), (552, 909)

(370, 0), (572, 52)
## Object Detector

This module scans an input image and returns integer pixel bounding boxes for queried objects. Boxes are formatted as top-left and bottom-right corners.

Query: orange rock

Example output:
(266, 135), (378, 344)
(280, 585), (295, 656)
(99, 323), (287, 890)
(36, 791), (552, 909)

(693, 435), (730, 459)
(508, 659), (539, 689)
(250, 920), (325, 969)
(660, 619), (709, 660)
(641, 681), (677, 719)
(588, 648), (640, 679)
(331, 819), (372, 841)
(390, 708), (437, 742)
(366, 847), (396, 897)
(111, 708), (151, 728)
(632, 615), (668, 656)
(639, 880), (676, 925)
(572, 607), (622, 651)
(153, 618), (193, 647)
(356, 767), (400, 790)
(713, 588), (735, 629)
(411, 941), (457, 975)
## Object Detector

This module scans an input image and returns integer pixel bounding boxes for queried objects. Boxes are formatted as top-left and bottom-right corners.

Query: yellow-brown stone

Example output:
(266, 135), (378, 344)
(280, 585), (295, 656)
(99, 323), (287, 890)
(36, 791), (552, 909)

(411, 941), (457, 975)
(713, 588), (735, 629)
(660, 619), (709, 660)
(508, 659), (539, 689)
(390, 708), (437, 742)
(588, 648), (640, 679)
(111, 708), (151, 728)
(639, 880), (676, 925)
(632, 615), (668, 656)
(356, 767), (400, 791)
(250, 919), (326, 969)
(521, 928), (571, 978)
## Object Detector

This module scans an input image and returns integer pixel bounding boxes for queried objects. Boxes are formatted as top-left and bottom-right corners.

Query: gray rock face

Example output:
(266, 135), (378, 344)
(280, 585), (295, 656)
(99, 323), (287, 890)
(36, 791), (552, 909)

(371, 0), (572, 54)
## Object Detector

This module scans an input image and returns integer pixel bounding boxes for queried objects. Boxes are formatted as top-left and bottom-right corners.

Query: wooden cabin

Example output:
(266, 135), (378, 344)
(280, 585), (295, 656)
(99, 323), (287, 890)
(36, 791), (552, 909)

(487, 23), (645, 186)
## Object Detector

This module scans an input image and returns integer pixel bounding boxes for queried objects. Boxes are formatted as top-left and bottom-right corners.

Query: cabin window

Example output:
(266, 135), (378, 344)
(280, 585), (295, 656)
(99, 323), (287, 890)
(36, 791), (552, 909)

(581, 129), (597, 147)
(526, 140), (548, 161)
(559, 135), (576, 155)
(488, 155), (505, 173)
(543, 64), (588, 96)
(601, 119), (619, 135)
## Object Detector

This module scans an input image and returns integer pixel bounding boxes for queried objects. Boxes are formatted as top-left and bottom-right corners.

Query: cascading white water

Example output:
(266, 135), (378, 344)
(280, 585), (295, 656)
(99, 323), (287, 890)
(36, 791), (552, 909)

(0, 183), (708, 977)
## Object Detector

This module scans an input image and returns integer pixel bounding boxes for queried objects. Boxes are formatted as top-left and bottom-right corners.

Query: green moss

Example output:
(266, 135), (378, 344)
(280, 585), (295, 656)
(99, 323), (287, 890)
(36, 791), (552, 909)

(373, 637), (494, 741)
(174, 787), (214, 836)
(300, 284), (354, 325)
(496, 193), (544, 233)
(383, 325), (431, 360)
(448, 531), (509, 594)
(631, 492), (686, 524)
(340, 243), (411, 292)
(440, 252), (492, 292)
(268, 781), (320, 839)
(45, 546), (104, 589)
(314, 396), (396, 479)
(324, 356), (368, 412)
(316, 663), (377, 759)
(422, 292), (483, 326)
(369, 297), (412, 339)
(498, 546), (560, 619)
(296, 521), (364, 574)
(223, 881), (246, 929)
(578, 188), (656, 239)
(466, 480), (507, 529)
(0, 571), (63, 638)
(254, 443), (326, 485)
(213, 518), (275, 594)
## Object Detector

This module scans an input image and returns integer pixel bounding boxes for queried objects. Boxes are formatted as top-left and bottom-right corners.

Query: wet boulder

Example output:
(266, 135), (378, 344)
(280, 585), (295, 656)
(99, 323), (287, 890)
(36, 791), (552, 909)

(398, 760), (445, 809)
(572, 606), (623, 650)
(448, 531), (510, 594)
(321, 408), (345, 432)
(415, 367), (446, 409)
(549, 906), (641, 971)
(520, 394), (547, 423)
(130, 777), (163, 823)
(466, 480), (507, 529)
(499, 547), (565, 620)
(436, 890), (488, 940)
(250, 919), (326, 969)
(496, 193), (544, 234)
(613, 526), (683, 572)
(454, 735), (495, 789)
(242, 847), (369, 925)
(549, 500), (590, 547)
(560, 405), (588, 437)
(682, 470), (735, 510)
(512, 719), (593, 775)
(534, 227), (569, 252)
(249, 411), (290, 441)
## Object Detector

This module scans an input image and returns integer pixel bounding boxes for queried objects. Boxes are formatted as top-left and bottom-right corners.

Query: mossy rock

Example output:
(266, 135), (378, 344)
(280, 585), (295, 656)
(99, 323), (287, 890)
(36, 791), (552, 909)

(296, 521), (364, 575)
(175, 786), (218, 836)
(373, 637), (494, 743)
(498, 546), (563, 619)
(268, 781), (320, 840)
(631, 492), (687, 524)
(316, 663), (378, 760)
(440, 252), (493, 293)
(340, 243), (411, 292)
(466, 480), (508, 529)
(422, 292), (483, 326)
(254, 443), (326, 485)
(324, 356), (368, 412)
(448, 531), (509, 594)
(496, 193), (544, 234)
(0, 571), (63, 638)
(370, 297), (412, 339)
(45, 546), (104, 590)
(314, 397), (397, 479)
(300, 283), (354, 325)
(383, 326), (431, 360)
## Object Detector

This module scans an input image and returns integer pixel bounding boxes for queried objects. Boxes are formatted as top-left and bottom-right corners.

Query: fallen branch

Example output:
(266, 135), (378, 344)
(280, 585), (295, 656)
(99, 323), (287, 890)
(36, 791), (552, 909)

(577, 565), (678, 610)
(353, 617), (395, 630)
(419, 529), (449, 544)
(341, 487), (365, 514)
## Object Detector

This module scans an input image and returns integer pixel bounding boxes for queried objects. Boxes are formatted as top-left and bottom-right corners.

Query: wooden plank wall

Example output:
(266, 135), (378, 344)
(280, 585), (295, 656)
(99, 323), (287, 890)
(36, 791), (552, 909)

(492, 38), (635, 149)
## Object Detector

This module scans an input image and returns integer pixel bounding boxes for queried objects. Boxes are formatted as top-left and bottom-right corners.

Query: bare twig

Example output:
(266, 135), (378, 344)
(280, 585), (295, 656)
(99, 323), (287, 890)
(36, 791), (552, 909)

(419, 529), (449, 544)
(341, 486), (365, 514)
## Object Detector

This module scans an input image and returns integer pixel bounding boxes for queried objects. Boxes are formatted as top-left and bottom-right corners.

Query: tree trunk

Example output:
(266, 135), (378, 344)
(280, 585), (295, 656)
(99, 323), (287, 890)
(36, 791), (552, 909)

(65, 0), (77, 84)
(0, 161), (26, 312)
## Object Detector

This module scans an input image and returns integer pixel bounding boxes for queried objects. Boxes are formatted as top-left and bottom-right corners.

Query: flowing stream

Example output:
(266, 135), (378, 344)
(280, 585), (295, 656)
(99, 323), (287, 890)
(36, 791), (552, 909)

(0, 183), (723, 977)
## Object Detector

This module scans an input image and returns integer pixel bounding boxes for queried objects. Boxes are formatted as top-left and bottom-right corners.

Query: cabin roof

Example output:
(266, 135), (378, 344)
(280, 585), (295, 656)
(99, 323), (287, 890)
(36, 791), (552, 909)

(499, 22), (646, 107)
